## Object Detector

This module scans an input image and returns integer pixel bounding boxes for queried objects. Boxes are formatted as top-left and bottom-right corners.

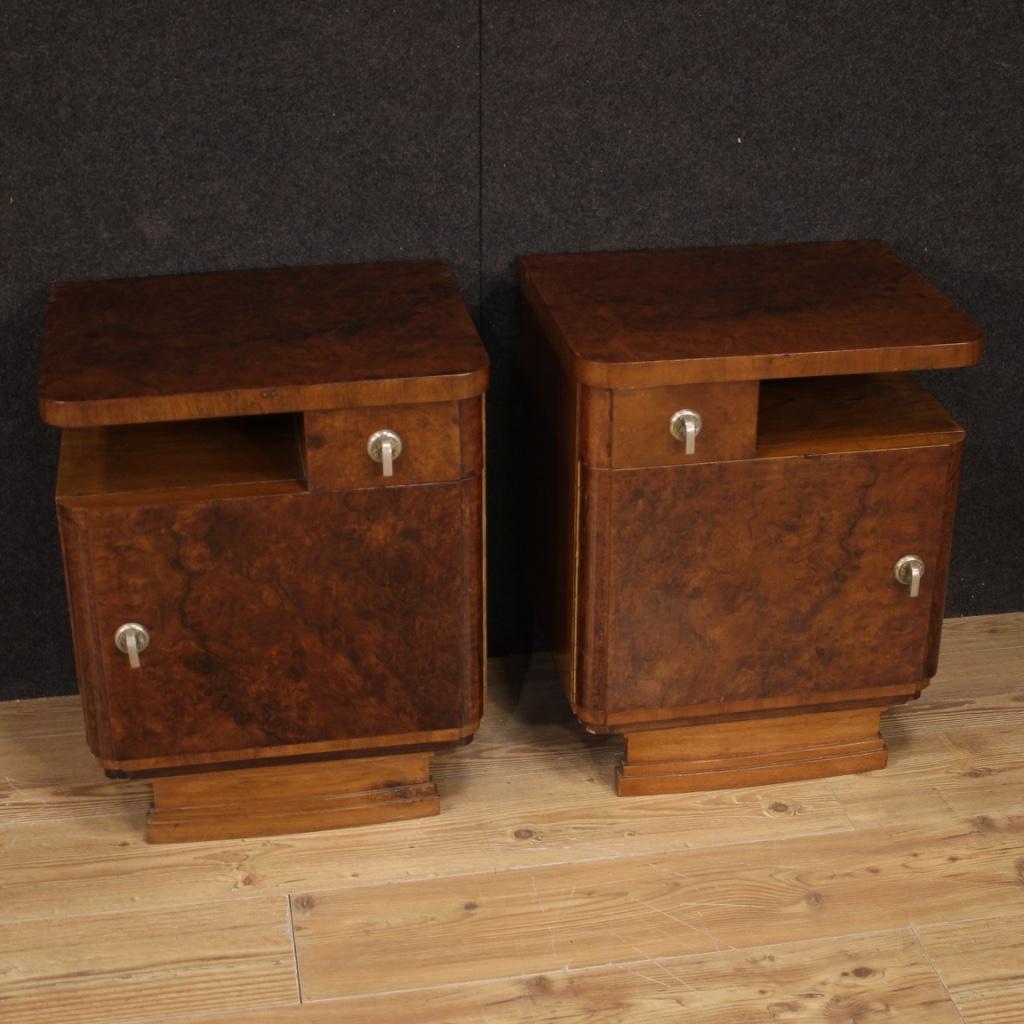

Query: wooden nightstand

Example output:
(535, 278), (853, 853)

(521, 240), (981, 795)
(39, 261), (488, 841)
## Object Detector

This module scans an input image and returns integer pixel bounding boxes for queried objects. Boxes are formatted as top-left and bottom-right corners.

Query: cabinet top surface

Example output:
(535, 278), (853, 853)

(39, 261), (489, 427)
(520, 240), (982, 386)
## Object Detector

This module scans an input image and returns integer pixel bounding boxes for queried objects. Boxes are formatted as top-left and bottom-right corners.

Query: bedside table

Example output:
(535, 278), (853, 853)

(520, 241), (981, 795)
(39, 261), (488, 841)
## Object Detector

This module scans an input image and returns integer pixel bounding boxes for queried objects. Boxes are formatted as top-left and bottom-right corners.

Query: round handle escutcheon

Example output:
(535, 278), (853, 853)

(367, 429), (403, 477)
(114, 623), (150, 669)
(894, 555), (925, 598)
(669, 409), (703, 455)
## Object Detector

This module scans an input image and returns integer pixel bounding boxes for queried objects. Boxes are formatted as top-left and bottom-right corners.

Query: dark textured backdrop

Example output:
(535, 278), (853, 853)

(3, 2), (1022, 700)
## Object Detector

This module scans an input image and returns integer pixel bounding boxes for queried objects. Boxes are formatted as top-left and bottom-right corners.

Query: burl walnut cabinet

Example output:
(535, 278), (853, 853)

(39, 261), (488, 841)
(521, 240), (982, 796)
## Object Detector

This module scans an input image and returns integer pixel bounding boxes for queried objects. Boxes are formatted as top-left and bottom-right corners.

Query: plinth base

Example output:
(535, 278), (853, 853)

(617, 707), (887, 796)
(146, 751), (439, 843)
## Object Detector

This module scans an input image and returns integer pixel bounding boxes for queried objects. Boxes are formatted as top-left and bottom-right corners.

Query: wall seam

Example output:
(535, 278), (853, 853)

(477, 0), (484, 316)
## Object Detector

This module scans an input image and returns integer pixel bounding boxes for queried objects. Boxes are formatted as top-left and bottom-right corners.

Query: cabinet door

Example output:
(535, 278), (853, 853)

(62, 481), (482, 763)
(582, 445), (959, 716)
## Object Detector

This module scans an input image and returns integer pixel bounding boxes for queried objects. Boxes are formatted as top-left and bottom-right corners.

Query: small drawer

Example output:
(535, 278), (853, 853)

(304, 401), (465, 490)
(605, 382), (758, 468)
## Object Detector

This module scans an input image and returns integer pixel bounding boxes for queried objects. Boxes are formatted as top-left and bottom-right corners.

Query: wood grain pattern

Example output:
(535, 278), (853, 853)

(917, 913), (1024, 1024)
(290, 814), (1024, 999)
(0, 667), (852, 921)
(828, 726), (1024, 830)
(0, 898), (296, 1024)
(589, 680), (926, 729)
(147, 753), (439, 842)
(61, 481), (481, 766)
(0, 613), (1021, 1023)
(174, 929), (962, 1023)
(40, 261), (489, 427)
(926, 436), (964, 678)
(56, 414), (305, 503)
(601, 381), (758, 468)
(617, 707), (887, 796)
(588, 444), (954, 720)
(303, 401), (463, 490)
(44, 260), (488, 840)
(523, 245), (976, 797)
(757, 373), (964, 456)
(520, 240), (982, 387)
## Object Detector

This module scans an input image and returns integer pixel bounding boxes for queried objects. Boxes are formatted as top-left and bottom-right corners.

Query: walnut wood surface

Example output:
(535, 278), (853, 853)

(586, 445), (956, 720)
(45, 262), (488, 837)
(524, 244), (975, 794)
(587, 681), (925, 731)
(758, 373), (964, 456)
(617, 708), (887, 795)
(520, 240), (982, 386)
(926, 438), (964, 678)
(146, 753), (440, 843)
(57, 414), (305, 501)
(40, 261), (489, 426)
(601, 381), (758, 468)
(97, 729), (474, 775)
(59, 479), (483, 767)
(304, 400), (464, 490)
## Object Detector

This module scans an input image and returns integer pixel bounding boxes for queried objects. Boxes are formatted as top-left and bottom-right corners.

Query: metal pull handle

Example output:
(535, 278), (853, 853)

(894, 555), (925, 598)
(367, 429), (403, 477)
(115, 623), (150, 669)
(669, 409), (703, 455)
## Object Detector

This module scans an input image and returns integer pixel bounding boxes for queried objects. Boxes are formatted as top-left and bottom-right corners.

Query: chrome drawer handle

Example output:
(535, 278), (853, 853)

(367, 429), (403, 477)
(669, 409), (703, 455)
(894, 555), (925, 598)
(115, 623), (150, 669)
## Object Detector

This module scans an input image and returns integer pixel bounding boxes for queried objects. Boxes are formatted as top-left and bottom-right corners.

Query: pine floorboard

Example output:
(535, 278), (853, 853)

(0, 612), (1021, 1023)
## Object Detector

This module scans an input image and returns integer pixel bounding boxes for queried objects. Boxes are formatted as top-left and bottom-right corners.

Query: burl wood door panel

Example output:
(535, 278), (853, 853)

(582, 445), (958, 716)
(62, 481), (482, 761)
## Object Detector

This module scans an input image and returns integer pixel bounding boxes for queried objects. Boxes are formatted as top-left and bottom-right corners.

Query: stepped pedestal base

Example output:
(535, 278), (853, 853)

(146, 751), (439, 843)
(617, 707), (888, 796)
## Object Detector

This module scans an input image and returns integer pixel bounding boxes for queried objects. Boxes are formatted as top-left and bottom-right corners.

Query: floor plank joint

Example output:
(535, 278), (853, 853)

(0, 612), (1022, 1023)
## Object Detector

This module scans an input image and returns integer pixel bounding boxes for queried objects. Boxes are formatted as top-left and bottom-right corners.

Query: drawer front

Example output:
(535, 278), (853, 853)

(304, 400), (467, 490)
(581, 443), (958, 715)
(602, 382), (758, 468)
(64, 481), (483, 763)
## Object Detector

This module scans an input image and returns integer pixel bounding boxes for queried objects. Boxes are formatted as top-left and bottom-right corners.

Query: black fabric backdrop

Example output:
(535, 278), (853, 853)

(3, 2), (1022, 699)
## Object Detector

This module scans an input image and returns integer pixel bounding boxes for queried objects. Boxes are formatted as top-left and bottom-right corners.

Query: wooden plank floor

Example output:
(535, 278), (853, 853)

(1, 613), (1022, 1023)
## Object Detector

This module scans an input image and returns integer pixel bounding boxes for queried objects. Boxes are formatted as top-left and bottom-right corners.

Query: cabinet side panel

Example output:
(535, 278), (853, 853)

(458, 396), (484, 477)
(56, 503), (111, 758)
(521, 296), (580, 699)
(460, 473), (486, 727)
(576, 462), (611, 714)
(459, 396), (486, 723)
(925, 438), (964, 676)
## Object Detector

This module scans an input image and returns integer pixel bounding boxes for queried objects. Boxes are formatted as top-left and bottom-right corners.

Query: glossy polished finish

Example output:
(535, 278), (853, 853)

(59, 482), (481, 765)
(45, 260), (488, 839)
(582, 445), (957, 720)
(521, 240), (982, 386)
(522, 241), (981, 796)
(40, 261), (489, 427)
